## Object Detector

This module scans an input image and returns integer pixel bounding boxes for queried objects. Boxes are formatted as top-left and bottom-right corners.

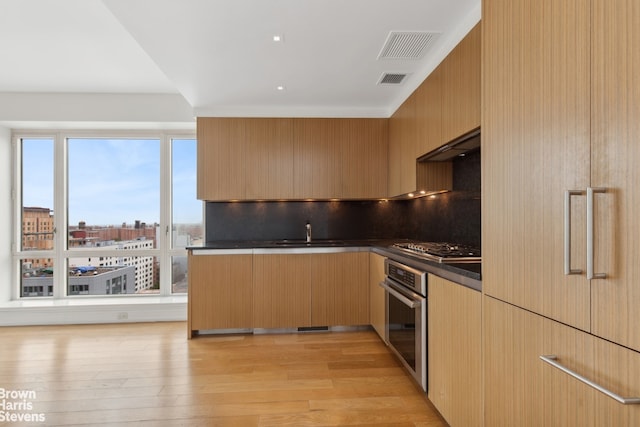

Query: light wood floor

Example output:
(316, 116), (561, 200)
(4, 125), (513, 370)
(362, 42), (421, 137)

(0, 322), (448, 426)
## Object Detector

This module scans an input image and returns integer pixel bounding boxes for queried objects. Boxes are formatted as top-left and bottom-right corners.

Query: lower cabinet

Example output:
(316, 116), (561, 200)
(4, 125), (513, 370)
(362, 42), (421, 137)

(369, 252), (386, 340)
(253, 254), (312, 328)
(428, 275), (483, 427)
(484, 295), (640, 426)
(311, 252), (369, 327)
(187, 252), (253, 338)
(198, 251), (370, 331)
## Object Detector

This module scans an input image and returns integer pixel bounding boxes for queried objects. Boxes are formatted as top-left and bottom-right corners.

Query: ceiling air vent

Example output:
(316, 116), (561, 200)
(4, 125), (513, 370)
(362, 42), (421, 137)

(378, 31), (440, 60)
(379, 73), (407, 85)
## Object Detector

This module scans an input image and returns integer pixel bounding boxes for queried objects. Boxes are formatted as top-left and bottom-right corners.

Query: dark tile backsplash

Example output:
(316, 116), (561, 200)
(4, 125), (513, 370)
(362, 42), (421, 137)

(205, 149), (481, 247)
(205, 200), (405, 241)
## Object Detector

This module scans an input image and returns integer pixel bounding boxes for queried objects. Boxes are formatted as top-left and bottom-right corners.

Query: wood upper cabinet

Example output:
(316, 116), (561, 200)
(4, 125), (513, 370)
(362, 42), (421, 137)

(187, 252), (253, 337)
(483, 0), (640, 352)
(428, 276), (482, 427)
(388, 23), (480, 197)
(388, 92), (418, 196)
(197, 118), (247, 200)
(293, 118), (388, 199)
(441, 22), (481, 145)
(415, 63), (443, 157)
(253, 254), (312, 328)
(310, 252), (369, 327)
(369, 252), (386, 340)
(197, 117), (294, 200)
(198, 117), (387, 200)
(485, 296), (640, 426)
(341, 119), (388, 198)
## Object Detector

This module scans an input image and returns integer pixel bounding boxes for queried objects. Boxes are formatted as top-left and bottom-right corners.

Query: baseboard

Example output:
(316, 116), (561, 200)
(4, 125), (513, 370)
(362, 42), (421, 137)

(0, 298), (187, 326)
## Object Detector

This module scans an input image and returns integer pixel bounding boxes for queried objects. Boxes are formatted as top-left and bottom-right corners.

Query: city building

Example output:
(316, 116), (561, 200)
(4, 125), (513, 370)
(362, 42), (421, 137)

(69, 238), (157, 292)
(22, 265), (136, 297)
(22, 207), (54, 268)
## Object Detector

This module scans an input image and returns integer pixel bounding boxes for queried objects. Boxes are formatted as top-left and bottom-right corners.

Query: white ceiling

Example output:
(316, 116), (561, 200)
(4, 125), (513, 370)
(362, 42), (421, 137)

(0, 0), (480, 122)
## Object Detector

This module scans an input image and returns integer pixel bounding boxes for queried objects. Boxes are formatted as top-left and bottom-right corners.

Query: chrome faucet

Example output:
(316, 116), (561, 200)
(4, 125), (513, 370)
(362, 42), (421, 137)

(306, 221), (312, 242)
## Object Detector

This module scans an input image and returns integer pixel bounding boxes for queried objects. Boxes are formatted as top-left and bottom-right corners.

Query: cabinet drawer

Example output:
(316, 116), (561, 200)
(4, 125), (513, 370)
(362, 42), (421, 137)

(542, 316), (640, 426)
(484, 296), (640, 426)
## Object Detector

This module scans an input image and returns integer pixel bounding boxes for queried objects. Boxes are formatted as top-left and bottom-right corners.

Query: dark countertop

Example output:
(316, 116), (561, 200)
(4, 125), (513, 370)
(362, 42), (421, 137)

(190, 238), (400, 249)
(189, 239), (482, 291)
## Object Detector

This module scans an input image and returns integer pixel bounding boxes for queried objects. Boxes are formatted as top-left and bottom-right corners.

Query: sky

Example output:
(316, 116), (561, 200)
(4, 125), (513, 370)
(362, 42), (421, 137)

(22, 137), (202, 226)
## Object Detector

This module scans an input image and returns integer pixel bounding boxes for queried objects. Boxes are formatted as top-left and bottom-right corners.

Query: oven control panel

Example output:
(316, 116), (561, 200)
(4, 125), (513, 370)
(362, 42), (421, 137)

(385, 259), (427, 296)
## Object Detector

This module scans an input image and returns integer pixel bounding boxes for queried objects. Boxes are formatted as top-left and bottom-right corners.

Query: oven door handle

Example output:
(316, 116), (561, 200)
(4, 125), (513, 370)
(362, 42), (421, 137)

(379, 280), (422, 309)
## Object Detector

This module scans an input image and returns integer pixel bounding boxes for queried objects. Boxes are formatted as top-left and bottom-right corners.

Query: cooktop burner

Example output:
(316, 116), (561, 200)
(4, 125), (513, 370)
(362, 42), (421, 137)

(392, 242), (481, 263)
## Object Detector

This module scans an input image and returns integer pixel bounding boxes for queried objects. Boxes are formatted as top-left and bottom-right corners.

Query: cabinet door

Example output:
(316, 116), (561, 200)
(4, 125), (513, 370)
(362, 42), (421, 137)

(341, 119), (388, 198)
(415, 64), (443, 157)
(388, 91), (418, 196)
(311, 252), (369, 327)
(244, 118), (294, 199)
(483, 296), (545, 426)
(293, 119), (388, 199)
(482, 0), (591, 330)
(294, 118), (344, 199)
(197, 118), (247, 200)
(253, 254), (311, 328)
(369, 252), (386, 340)
(591, 0), (640, 352)
(441, 22), (481, 144)
(188, 253), (253, 336)
(197, 118), (294, 200)
(428, 276), (482, 427)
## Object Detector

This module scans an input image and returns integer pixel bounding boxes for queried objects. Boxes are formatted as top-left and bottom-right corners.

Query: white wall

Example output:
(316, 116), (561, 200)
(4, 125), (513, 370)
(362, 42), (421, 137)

(0, 126), (11, 303)
(0, 92), (195, 130)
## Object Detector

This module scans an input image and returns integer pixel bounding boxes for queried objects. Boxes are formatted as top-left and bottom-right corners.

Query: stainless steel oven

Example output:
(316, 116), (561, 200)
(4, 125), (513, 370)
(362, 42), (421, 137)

(379, 258), (427, 392)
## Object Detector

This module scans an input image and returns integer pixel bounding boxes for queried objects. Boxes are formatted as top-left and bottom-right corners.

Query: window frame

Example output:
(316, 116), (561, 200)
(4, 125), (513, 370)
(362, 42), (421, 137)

(12, 130), (200, 300)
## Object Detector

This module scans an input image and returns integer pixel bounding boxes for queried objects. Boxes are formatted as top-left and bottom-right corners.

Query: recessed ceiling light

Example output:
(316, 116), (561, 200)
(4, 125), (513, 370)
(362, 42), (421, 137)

(273, 35), (283, 42)
(276, 85), (285, 91)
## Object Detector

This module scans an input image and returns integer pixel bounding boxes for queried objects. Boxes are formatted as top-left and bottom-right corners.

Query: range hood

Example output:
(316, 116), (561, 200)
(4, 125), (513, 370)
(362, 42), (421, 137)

(418, 127), (480, 162)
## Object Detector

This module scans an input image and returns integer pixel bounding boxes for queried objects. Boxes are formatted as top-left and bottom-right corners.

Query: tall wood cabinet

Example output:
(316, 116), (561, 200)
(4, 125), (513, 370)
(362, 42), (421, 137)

(483, 0), (640, 351)
(590, 0), (640, 353)
(483, 0), (640, 423)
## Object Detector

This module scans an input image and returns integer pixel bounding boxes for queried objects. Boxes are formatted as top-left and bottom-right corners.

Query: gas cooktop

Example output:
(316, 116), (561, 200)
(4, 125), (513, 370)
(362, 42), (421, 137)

(391, 242), (481, 264)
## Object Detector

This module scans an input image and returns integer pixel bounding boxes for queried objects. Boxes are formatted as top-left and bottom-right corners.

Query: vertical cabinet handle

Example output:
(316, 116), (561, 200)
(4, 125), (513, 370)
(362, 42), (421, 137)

(564, 190), (584, 275)
(587, 187), (607, 279)
(540, 355), (640, 405)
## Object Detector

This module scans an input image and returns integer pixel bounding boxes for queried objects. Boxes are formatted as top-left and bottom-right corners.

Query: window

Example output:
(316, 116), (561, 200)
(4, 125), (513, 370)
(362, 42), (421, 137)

(171, 138), (201, 293)
(14, 132), (200, 299)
